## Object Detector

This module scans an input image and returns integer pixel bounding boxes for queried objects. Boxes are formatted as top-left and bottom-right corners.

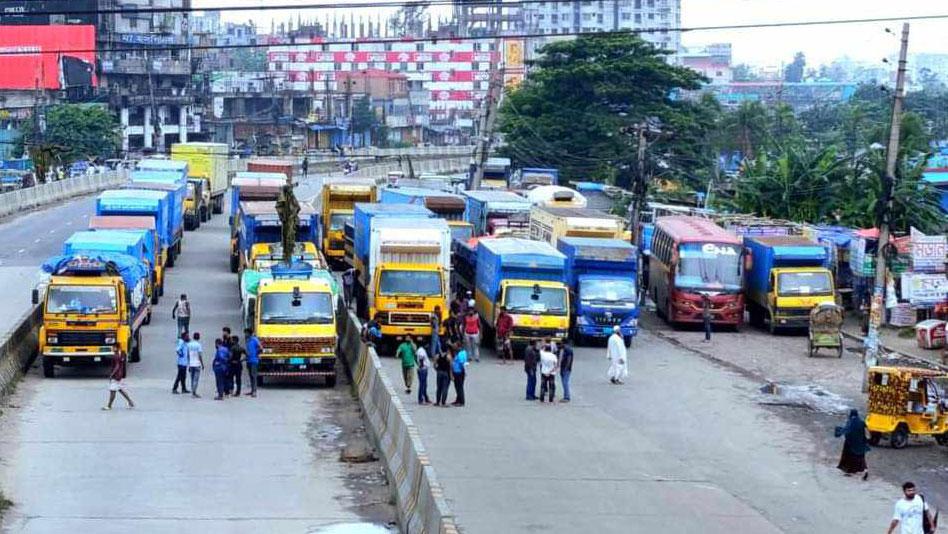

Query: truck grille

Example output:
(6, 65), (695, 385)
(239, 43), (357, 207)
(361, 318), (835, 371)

(260, 337), (335, 355)
(57, 331), (111, 346)
(782, 307), (815, 318)
(512, 326), (557, 339)
(591, 313), (623, 326)
(388, 312), (430, 325)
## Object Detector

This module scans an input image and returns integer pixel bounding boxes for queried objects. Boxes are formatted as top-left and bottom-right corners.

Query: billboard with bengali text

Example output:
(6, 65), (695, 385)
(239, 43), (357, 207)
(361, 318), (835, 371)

(0, 24), (96, 90)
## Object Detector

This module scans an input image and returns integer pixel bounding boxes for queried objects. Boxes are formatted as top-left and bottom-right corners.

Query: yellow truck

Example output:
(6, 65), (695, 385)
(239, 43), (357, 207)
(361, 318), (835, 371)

(171, 142), (230, 220)
(252, 267), (339, 387)
(35, 254), (151, 378)
(529, 206), (624, 246)
(320, 180), (376, 265)
(744, 236), (837, 333)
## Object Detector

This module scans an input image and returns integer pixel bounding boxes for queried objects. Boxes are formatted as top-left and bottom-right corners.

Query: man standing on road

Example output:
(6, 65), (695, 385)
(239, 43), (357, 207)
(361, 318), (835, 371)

(559, 340), (574, 403)
(606, 326), (628, 385)
(302, 156), (309, 177)
(539, 343), (558, 403)
(701, 294), (712, 342)
(888, 481), (935, 534)
(416, 337), (431, 405)
(187, 332), (205, 398)
(341, 268), (357, 309)
(452, 343), (468, 407)
(429, 306), (443, 357)
(172, 332), (190, 394)
(212, 339), (230, 400)
(396, 337), (417, 394)
(229, 335), (244, 397)
(495, 306), (514, 364)
(434, 346), (452, 407)
(244, 328), (261, 397)
(524, 340), (539, 401)
(103, 350), (134, 410)
(172, 294), (192, 335)
(463, 308), (481, 362)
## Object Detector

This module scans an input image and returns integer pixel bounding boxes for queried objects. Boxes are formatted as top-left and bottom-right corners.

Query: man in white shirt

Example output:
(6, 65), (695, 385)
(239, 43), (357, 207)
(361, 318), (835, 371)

(606, 326), (628, 385)
(539, 343), (558, 403)
(888, 481), (934, 534)
(186, 332), (205, 398)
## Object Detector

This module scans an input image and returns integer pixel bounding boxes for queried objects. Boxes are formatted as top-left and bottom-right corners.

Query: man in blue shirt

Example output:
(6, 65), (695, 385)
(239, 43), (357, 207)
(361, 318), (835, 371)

(172, 332), (190, 394)
(452, 344), (468, 407)
(244, 328), (262, 397)
(212, 339), (230, 400)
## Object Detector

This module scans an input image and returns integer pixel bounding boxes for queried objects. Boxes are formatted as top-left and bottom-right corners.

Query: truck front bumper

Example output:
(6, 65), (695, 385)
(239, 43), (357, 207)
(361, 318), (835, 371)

(259, 356), (336, 376)
(577, 323), (638, 338)
(380, 324), (433, 340)
(43, 349), (116, 366)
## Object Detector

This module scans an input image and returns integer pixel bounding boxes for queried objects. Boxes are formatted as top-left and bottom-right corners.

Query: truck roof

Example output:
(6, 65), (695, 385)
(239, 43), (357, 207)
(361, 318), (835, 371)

(43, 253), (149, 289)
(463, 190), (526, 203)
(479, 237), (565, 260)
(558, 237), (636, 261)
(239, 201), (316, 216)
(122, 181), (182, 193)
(89, 215), (156, 231)
(747, 235), (820, 247)
(655, 216), (741, 245)
(533, 206), (620, 220)
(65, 230), (146, 249)
(355, 202), (433, 216)
(373, 217), (449, 232)
(100, 188), (170, 201)
(746, 235), (828, 262)
(137, 159), (188, 173)
(232, 172), (286, 185)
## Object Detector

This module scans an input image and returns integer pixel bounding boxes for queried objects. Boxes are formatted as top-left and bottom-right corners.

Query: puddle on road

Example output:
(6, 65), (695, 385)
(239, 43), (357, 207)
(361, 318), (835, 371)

(758, 382), (851, 414)
(308, 523), (395, 534)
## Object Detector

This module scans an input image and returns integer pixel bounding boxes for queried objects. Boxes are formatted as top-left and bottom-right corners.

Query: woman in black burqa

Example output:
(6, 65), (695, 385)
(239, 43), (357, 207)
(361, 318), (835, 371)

(835, 409), (869, 480)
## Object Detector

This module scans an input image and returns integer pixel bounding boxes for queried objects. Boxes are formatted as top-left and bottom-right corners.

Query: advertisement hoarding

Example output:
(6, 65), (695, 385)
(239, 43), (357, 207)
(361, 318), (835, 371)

(0, 0), (96, 25)
(0, 25), (96, 90)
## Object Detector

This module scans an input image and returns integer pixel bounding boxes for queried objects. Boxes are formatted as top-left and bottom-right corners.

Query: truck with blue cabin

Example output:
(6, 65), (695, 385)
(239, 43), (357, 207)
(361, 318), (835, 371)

(63, 230), (159, 305)
(463, 190), (532, 237)
(380, 186), (473, 243)
(96, 189), (178, 267)
(125, 171), (186, 251)
(557, 237), (638, 345)
(231, 201), (319, 274)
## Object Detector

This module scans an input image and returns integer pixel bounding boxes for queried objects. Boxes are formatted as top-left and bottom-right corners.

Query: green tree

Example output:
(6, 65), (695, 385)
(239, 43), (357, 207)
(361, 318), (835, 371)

(717, 101), (770, 158)
(350, 97), (380, 143)
(731, 64), (759, 82)
(497, 31), (708, 188)
(17, 104), (120, 166)
(784, 52), (806, 83)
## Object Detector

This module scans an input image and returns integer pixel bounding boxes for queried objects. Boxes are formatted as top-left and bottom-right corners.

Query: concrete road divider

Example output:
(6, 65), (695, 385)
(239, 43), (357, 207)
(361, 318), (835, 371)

(0, 171), (128, 219)
(0, 305), (41, 396)
(337, 305), (459, 534)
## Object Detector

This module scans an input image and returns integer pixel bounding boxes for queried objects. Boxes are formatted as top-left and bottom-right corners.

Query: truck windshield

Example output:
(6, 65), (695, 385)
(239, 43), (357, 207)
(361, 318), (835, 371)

(47, 285), (118, 314)
(259, 292), (334, 324)
(505, 286), (568, 315)
(329, 213), (352, 231)
(379, 270), (442, 296)
(778, 271), (833, 296)
(580, 279), (637, 303)
(675, 243), (742, 292)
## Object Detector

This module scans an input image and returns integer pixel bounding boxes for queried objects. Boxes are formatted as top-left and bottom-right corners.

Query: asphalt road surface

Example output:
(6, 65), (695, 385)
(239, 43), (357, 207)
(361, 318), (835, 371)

(0, 203), (393, 533)
(379, 332), (901, 534)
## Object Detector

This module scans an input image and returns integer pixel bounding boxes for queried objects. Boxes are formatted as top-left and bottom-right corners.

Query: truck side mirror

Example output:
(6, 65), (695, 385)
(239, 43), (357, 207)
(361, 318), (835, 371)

(31, 288), (39, 305)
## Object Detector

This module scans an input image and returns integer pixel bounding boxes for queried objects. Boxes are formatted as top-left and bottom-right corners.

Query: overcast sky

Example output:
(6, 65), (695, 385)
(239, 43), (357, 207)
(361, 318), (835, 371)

(197, 0), (948, 67)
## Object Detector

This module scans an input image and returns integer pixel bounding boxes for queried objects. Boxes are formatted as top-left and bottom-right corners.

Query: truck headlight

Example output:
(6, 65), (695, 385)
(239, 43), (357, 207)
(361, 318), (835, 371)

(104, 336), (116, 345)
(321, 346), (334, 353)
(575, 316), (590, 326)
(46, 335), (58, 345)
(556, 330), (568, 338)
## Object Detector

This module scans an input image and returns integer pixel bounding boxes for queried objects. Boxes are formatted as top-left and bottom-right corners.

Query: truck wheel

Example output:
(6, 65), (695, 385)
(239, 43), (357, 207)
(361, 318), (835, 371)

(167, 250), (176, 268)
(150, 290), (159, 305)
(213, 198), (223, 214)
(325, 375), (337, 388)
(42, 357), (55, 378)
(890, 425), (909, 449)
(868, 432), (882, 446)
(130, 331), (142, 363)
(200, 206), (208, 223)
(767, 312), (778, 335)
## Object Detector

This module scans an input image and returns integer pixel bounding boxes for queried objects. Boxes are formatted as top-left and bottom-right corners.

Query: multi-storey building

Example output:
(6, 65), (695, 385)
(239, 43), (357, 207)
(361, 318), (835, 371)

(680, 43), (732, 85)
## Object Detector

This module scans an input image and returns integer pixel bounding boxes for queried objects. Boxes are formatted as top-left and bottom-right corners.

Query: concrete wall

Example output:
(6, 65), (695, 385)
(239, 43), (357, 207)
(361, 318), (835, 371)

(336, 308), (458, 534)
(0, 305), (41, 396)
(0, 171), (128, 219)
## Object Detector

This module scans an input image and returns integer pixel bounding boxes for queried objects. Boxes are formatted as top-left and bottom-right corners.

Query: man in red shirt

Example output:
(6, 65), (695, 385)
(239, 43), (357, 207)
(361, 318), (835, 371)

(103, 350), (135, 410)
(464, 308), (481, 362)
(495, 306), (514, 364)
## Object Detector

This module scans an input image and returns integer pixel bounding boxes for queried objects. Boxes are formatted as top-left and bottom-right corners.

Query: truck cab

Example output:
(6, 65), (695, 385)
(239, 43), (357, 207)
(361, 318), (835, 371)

(253, 266), (338, 387)
(36, 254), (150, 378)
(230, 201), (319, 274)
(321, 181), (376, 265)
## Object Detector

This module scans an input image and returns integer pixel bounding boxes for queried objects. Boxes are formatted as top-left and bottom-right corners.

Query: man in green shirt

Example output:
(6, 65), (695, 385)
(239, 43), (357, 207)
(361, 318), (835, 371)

(396, 338), (417, 394)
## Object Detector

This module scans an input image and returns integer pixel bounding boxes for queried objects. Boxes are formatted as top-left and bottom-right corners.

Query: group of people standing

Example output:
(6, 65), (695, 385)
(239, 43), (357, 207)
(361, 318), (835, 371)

(523, 337), (574, 403)
(395, 336), (469, 407)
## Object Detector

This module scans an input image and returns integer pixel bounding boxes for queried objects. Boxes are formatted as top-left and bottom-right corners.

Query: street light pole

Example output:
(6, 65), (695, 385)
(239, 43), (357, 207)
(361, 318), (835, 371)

(864, 22), (910, 389)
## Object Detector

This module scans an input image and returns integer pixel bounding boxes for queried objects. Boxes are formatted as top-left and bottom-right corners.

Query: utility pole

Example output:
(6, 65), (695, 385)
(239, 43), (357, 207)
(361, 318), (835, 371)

(471, 52), (503, 190)
(864, 23), (910, 388)
(628, 123), (648, 245)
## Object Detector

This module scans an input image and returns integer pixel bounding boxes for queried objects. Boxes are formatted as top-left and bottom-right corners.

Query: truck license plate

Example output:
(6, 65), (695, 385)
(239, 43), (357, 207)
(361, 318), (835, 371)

(62, 357), (70, 362)
(289, 357), (305, 365)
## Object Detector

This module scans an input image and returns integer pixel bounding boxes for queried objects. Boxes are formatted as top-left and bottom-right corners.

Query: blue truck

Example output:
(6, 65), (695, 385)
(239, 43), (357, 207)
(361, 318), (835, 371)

(744, 236), (836, 333)
(96, 189), (178, 268)
(63, 230), (159, 306)
(462, 190), (532, 237)
(136, 158), (188, 180)
(125, 171), (186, 250)
(474, 238), (571, 350)
(380, 187), (473, 243)
(557, 237), (638, 345)
(230, 201), (319, 273)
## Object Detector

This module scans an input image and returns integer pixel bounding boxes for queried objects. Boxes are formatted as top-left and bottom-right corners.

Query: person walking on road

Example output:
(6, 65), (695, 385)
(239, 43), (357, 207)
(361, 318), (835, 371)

(342, 268), (357, 309)
(835, 409), (870, 480)
(302, 156), (309, 177)
(443, 310), (461, 347)
(429, 306), (443, 357)
(434, 346), (452, 407)
(244, 328), (261, 397)
(452, 343), (468, 406)
(396, 337), (417, 394)
(524, 340), (539, 401)
(701, 294), (712, 342)
(172, 294), (192, 335)
(888, 481), (936, 534)
(463, 308), (481, 362)
(187, 332), (205, 398)
(416, 338), (431, 404)
(212, 339), (230, 400)
(539, 343), (558, 403)
(559, 340), (574, 403)
(229, 335), (244, 397)
(495, 306), (514, 364)
(606, 326), (628, 385)
(172, 332), (190, 394)
(103, 350), (134, 410)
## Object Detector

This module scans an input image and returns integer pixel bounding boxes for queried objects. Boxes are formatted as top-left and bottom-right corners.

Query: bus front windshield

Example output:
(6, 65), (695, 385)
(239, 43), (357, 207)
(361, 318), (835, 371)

(259, 292), (334, 324)
(505, 286), (568, 315)
(675, 243), (742, 292)
(47, 285), (118, 314)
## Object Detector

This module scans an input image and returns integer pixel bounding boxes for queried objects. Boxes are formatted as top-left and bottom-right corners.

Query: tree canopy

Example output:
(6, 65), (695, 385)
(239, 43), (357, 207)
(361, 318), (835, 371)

(17, 104), (120, 164)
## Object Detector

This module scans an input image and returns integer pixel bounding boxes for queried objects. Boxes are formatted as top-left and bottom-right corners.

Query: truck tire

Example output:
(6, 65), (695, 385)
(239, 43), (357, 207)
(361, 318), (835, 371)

(200, 206), (209, 223)
(150, 290), (159, 305)
(890, 425), (909, 449)
(130, 330), (142, 363)
(167, 249), (176, 268)
(42, 357), (55, 378)
(212, 197), (223, 214)
(325, 375), (337, 388)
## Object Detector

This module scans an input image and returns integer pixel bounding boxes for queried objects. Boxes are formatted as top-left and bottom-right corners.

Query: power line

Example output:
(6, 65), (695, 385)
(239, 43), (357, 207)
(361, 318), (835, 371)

(1, 13), (947, 56)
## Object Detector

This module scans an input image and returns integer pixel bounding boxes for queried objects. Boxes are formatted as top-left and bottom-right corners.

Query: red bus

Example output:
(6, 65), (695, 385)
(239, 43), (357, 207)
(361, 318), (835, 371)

(647, 216), (745, 327)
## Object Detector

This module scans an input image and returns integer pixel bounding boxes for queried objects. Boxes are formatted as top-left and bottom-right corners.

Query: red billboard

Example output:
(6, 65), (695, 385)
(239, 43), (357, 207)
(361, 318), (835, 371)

(0, 25), (96, 90)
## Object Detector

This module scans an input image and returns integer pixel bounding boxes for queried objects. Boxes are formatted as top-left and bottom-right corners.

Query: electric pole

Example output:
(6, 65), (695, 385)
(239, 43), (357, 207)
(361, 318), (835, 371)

(864, 22), (910, 387)
(471, 52), (503, 190)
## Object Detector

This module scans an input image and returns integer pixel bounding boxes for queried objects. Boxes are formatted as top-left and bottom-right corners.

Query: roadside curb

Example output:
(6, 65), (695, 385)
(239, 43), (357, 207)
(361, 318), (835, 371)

(0, 305), (42, 397)
(839, 328), (948, 371)
(337, 304), (459, 534)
